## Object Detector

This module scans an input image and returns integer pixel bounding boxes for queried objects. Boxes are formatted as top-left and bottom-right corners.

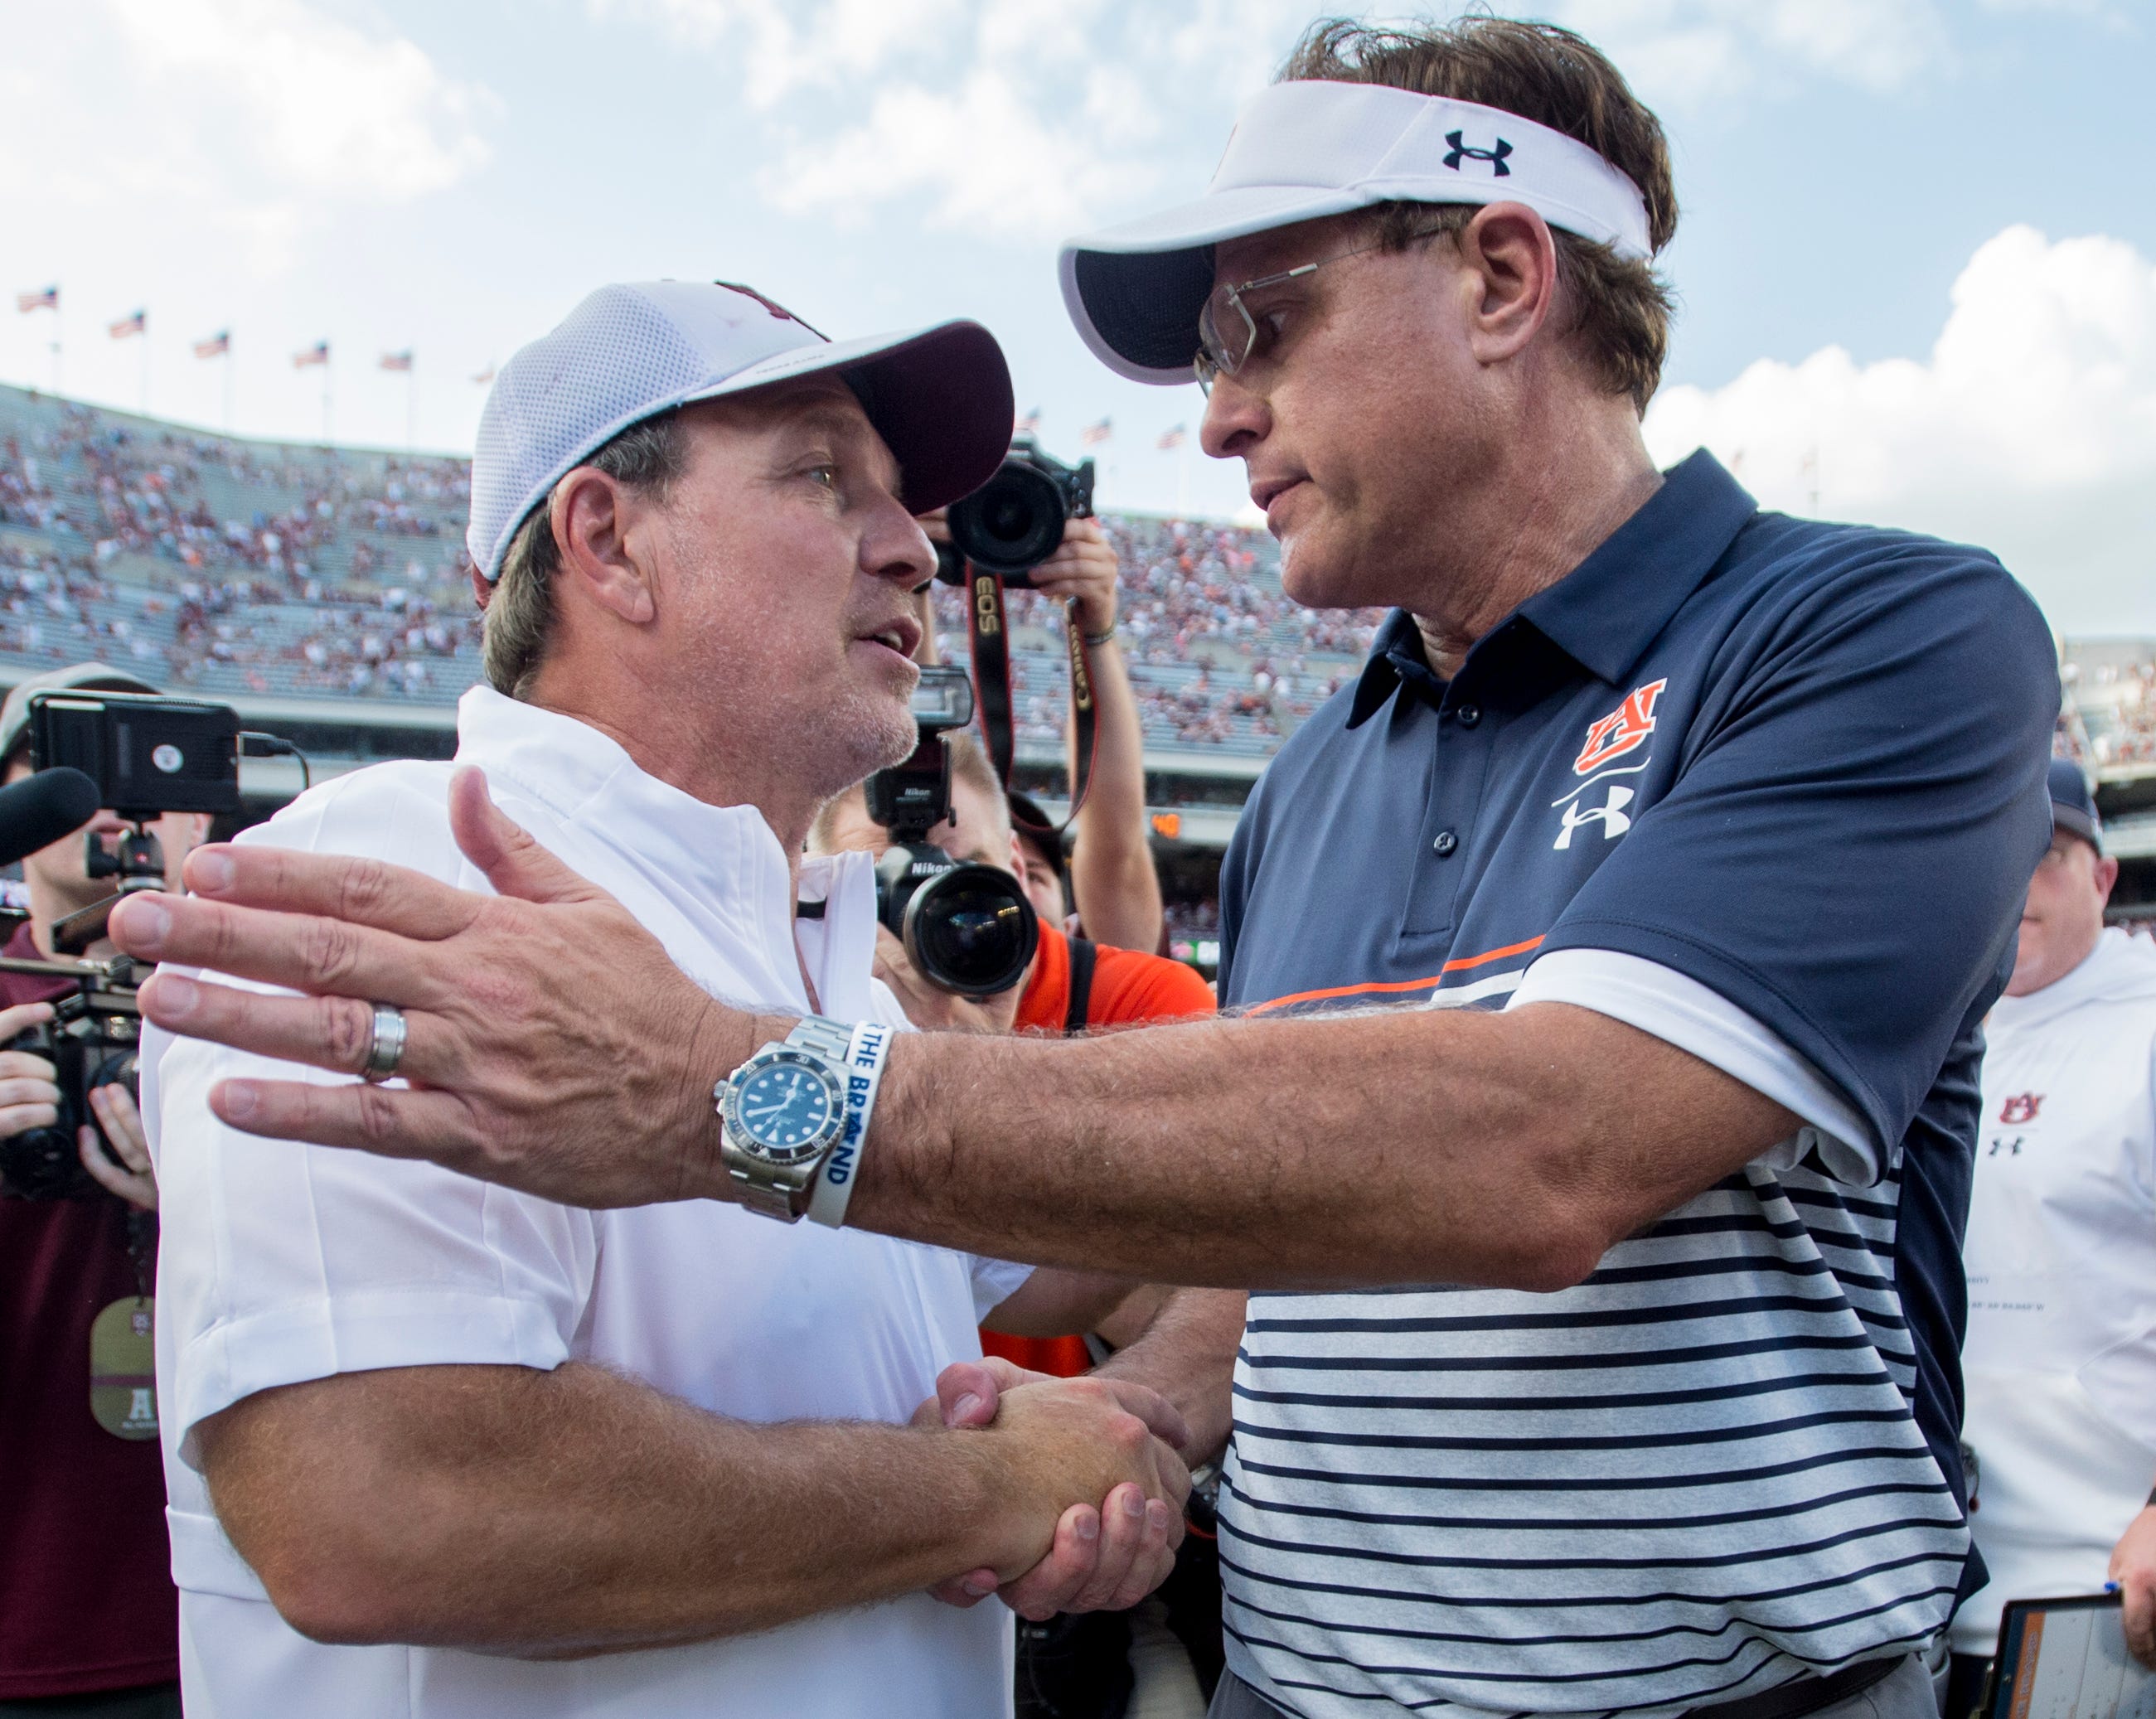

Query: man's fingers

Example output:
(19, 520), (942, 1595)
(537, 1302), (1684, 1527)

(447, 769), (609, 908)
(139, 972), (399, 1080)
(0, 1076), (61, 1111)
(1095, 1378), (1191, 1452)
(0, 1102), (58, 1136)
(1002, 1504), (1104, 1622)
(2124, 1579), (2156, 1669)
(207, 1077), (476, 1164)
(177, 843), (483, 942)
(0, 1050), (57, 1083)
(89, 1086), (153, 1173)
(1063, 1483), (1152, 1615)
(0, 1001), (54, 1040)
(78, 1126), (157, 1209)
(114, 895), (452, 1012)
(936, 1361), (1004, 1429)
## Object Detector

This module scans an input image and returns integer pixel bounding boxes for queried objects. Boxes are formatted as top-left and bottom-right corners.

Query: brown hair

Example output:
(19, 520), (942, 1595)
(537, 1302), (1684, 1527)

(482, 412), (686, 700)
(1279, 17), (1679, 411)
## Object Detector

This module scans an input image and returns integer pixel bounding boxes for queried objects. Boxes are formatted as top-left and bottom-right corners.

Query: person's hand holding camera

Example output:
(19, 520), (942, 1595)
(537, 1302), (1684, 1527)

(0, 1000), (60, 1139)
(871, 926), (1023, 1036)
(1027, 518), (1118, 641)
(79, 1083), (157, 1210)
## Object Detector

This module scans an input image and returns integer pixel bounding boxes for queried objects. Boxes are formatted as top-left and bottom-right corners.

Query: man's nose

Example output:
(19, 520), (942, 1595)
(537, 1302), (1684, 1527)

(865, 494), (937, 588)
(1199, 370), (1269, 461)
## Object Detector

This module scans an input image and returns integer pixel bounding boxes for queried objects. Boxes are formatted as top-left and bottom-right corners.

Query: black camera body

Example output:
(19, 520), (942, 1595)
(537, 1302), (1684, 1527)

(0, 960), (141, 1200)
(0, 688), (254, 1199)
(942, 437), (1095, 585)
(865, 666), (1038, 999)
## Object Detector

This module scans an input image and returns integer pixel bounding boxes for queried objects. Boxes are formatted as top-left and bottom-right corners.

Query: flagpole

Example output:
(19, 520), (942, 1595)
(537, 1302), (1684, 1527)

(407, 361), (417, 455)
(323, 354), (333, 445)
(225, 341), (234, 435)
(140, 322), (150, 415)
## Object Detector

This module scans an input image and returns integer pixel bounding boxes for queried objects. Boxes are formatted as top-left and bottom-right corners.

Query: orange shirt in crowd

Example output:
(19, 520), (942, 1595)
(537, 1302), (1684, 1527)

(983, 925), (1216, 1378)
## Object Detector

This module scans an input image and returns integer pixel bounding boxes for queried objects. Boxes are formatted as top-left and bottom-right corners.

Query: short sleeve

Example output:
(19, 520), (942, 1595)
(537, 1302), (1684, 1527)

(1093, 949), (1219, 1028)
(142, 770), (598, 1468)
(1538, 547), (2057, 1161)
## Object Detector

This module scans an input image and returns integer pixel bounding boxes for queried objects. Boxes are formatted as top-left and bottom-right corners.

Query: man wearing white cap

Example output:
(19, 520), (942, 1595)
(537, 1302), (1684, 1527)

(130, 281), (1191, 1719)
(111, 20), (2059, 1719)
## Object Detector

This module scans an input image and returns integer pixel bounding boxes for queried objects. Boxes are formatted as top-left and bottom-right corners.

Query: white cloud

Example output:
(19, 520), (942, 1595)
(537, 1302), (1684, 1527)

(0, 0), (492, 274)
(1547, 0), (1952, 100)
(102, 0), (492, 201)
(1644, 225), (2156, 632)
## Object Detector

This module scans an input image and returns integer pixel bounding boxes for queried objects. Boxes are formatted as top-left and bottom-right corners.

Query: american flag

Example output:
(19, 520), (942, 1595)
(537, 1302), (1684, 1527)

(194, 331), (230, 360)
(1016, 406), (1041, 435)
(1157, 424), (1186, 450)
(293, 341), (329, 369)
(380, 350), (414, 373)
(17, 286), (57, 314)
(1080, 418), (1112, 447)
(109, 309), (146, 340)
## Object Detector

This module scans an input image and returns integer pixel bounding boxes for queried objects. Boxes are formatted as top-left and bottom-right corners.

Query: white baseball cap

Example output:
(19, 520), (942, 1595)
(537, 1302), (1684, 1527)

(468, 280), (1015, 581)
(1060, 80), (1655, 385)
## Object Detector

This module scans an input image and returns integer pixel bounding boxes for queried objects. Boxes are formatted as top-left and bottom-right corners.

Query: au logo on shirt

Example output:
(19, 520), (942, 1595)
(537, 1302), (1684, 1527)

(1999, 1092), (2043, 1126)
(1574, 679), (1668, 775)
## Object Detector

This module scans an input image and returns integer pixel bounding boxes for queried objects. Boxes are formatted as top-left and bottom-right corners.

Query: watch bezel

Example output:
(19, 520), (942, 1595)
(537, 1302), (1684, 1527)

(721, 1047), (847, 1169)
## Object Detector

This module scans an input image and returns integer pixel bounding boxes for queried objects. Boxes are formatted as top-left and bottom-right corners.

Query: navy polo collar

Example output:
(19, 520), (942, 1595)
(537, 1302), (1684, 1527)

(1348, 449), (1757, 727)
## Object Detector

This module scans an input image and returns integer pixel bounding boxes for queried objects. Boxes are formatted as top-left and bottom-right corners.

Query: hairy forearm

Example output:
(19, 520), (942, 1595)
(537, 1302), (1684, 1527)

(824, 1002), (1793, 1289)
(1096, 1289), (1245, 1466)
(1068, 639), (1163, 952)
(202, 1361), (1034, 1656)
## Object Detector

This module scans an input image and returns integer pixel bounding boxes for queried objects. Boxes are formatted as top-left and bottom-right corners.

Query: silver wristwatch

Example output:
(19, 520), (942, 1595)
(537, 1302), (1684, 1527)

(715, 1016), (855, 1222)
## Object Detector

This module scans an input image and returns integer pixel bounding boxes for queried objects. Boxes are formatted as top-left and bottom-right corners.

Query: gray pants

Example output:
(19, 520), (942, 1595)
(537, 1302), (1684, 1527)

(1209, 1654), (1938, 1719)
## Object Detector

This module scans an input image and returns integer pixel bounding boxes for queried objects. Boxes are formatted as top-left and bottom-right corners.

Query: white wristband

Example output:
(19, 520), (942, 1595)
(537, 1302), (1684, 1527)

(806, 1020), (893, 1229)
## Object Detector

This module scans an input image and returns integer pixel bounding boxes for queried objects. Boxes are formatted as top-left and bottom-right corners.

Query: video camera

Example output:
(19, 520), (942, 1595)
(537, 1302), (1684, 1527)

(865, 666), (1039, 999)
(939, 436), (1094, 586)
(0, 689), (250, 1201)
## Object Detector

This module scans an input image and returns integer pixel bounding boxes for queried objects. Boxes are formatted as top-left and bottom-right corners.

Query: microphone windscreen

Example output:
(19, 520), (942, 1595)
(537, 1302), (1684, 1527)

(0, 767), (102, 869)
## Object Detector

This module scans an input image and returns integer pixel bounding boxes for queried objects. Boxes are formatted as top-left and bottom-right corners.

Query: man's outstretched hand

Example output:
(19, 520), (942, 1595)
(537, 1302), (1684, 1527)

(109, 767), (776, 1207)
(913, 1358), (1189, 1620)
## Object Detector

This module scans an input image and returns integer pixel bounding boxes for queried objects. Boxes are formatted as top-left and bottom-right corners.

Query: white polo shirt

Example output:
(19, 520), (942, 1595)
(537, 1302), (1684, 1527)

(1954, 927), (2156, 1654)
(142, 685), (1032, 1719)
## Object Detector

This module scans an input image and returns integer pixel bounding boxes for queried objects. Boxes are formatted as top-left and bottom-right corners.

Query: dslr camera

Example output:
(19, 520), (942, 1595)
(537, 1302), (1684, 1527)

(0, 689), (245, 1201)
(940, 436), (1095, 585)
(865, 666), (1038, 998)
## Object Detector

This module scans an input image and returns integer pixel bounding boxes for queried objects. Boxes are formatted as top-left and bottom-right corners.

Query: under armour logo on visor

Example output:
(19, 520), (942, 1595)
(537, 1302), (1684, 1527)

(1442, 131), (1513, 177)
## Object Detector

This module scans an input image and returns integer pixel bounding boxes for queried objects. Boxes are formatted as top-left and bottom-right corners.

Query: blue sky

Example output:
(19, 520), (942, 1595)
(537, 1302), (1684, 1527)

(2, 0), (2151, 630)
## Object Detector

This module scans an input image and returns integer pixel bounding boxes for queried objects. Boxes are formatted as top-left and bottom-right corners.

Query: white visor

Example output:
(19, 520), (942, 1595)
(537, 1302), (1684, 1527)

(1060, 80), (1655, 385)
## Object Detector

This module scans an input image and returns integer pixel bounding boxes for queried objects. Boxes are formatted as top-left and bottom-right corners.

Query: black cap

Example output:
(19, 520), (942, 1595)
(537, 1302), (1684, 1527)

(2048, 757), (2102, 852)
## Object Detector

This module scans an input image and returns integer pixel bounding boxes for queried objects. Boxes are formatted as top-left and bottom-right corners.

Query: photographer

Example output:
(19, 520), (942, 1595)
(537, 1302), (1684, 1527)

(812, 730), (1223, 1719)
(0, 664), (205, 1718)
(918, 509), (1166, 954)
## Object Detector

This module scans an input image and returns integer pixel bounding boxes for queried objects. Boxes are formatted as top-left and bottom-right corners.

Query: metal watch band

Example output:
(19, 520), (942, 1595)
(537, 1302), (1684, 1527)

(720, 1015), (856, 1222)
(784, 1015), (855, 1064)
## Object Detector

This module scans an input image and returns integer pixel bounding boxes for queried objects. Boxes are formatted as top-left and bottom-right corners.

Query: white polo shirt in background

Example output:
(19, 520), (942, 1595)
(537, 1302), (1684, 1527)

(1954, 927), (2156, 1654)
(142, 685), (1032, 1719)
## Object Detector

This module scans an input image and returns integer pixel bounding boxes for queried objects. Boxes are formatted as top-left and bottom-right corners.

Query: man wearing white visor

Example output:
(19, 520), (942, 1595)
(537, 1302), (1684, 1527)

(131, 280), (1193, 1719)
(109, 21), (2058, 1719)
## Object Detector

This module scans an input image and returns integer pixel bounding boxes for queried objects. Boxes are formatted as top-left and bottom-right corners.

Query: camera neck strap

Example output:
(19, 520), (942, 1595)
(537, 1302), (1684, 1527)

(963, 562), (1097, 836)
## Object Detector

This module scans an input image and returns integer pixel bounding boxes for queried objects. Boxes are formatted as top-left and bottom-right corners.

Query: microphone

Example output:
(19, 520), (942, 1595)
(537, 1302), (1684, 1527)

(0, 767), (102, 869)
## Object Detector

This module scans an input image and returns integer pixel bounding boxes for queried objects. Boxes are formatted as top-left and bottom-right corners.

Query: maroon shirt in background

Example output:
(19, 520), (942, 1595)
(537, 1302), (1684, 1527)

(0, 918), (179, 1697)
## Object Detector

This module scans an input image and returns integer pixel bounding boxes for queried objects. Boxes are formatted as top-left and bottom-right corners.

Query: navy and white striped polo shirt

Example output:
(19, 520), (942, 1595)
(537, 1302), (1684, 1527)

(1214, 451), (2058, 1719)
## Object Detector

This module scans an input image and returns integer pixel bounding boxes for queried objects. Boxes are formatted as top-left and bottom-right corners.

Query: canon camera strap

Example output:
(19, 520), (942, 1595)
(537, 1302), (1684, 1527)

(962, 560), (1097, 836)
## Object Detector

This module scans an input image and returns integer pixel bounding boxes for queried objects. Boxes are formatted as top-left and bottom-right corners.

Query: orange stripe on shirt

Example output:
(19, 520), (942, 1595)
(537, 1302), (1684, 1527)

(1243, 935), (1546, 1017)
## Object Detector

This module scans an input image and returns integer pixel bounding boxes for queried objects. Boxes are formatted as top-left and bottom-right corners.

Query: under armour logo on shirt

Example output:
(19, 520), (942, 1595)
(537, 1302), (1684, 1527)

(1443, 131), (1513, 177)
(1555, 785), (1634, 850)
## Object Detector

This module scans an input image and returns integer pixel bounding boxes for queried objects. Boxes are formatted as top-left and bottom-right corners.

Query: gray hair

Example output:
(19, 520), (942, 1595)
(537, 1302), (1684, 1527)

(482, 411), (686, 700)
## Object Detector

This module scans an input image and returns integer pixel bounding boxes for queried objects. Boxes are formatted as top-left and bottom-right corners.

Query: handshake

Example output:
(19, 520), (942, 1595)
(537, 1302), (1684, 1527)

(913, 1356), (1194, 1620)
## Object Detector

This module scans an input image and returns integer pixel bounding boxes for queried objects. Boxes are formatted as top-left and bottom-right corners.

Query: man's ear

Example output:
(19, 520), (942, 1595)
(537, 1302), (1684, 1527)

(551, 468), (658, 626)
(2096, 854), (2121, 903)
(1455, 202), (1559, 367)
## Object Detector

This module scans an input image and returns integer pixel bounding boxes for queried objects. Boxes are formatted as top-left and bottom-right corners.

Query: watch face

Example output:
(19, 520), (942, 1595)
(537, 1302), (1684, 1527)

(732, 1057), (838, 1165)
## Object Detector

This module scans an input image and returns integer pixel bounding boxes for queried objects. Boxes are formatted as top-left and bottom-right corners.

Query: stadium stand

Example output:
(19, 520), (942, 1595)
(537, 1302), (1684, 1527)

(5, 380), (2147, 939)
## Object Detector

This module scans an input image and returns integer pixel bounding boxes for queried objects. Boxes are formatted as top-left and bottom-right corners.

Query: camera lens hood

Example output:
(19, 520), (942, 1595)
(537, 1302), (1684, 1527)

(947, 463), (1067, 580)
(901, 860), (1039, 998)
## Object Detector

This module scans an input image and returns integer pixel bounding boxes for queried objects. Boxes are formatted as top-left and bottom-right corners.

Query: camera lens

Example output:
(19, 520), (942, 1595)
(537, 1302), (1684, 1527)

(903, 863), (1039, 997)
(0, 1124), (86, 1199)
(947, 465), (1065, 577)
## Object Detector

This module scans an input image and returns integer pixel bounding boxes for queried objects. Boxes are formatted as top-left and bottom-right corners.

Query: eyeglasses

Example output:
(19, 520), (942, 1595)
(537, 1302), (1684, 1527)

(1193, 225), (1453, 395)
